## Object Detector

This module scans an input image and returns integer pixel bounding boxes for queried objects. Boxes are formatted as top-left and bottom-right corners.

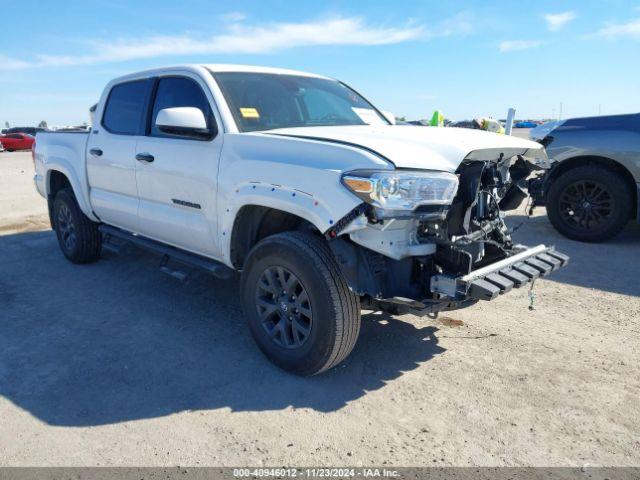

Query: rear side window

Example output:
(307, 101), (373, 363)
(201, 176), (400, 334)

(150, 76), (213, 138)
(102, 80), (148, 135)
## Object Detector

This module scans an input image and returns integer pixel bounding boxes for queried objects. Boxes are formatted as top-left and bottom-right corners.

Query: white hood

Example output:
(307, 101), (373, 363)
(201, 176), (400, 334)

(266, 125), (546, 172)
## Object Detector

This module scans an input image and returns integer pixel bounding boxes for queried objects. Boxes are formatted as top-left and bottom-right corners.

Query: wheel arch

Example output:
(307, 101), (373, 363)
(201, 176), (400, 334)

(48, 170), (72, 198)
(44, 164), (98, 223)
(219, 179), (361, 269)
(46, 169), (75, 227)
(547, 155), (638, 220)
(229, 205), (320, 269)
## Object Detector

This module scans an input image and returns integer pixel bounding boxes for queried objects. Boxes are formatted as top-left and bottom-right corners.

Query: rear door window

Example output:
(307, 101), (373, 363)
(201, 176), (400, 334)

(102, 80), (149, 135)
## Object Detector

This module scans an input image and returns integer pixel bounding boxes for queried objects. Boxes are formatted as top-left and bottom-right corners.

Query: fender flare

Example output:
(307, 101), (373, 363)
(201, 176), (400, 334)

(44, 159), (98, 222)
(218, 181), (361, 267)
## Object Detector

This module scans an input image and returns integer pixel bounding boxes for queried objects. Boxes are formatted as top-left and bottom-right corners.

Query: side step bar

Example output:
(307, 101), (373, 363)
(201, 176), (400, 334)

(431, 244), (569, 301)
(99, 225), (235, 280)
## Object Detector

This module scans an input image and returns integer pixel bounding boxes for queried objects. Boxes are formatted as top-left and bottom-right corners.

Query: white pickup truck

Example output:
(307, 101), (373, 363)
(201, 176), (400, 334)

(34, 64), (568, 375)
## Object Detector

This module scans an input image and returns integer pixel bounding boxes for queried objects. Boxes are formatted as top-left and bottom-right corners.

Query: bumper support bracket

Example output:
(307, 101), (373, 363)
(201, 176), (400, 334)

(431, 244), (569, 301)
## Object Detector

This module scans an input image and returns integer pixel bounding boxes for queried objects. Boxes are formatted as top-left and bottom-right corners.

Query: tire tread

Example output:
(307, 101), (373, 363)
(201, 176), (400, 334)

(242, 231), (360, 375)
(53, 188), (101, 263)
(547, 165), (633, 242)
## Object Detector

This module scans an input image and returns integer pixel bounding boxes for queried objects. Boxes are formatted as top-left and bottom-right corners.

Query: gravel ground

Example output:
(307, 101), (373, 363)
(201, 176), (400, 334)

(1, 151), (639, 466)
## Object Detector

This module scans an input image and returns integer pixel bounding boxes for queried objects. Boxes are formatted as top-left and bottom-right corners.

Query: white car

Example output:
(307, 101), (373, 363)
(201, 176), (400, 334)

(33, 64), (568, 375)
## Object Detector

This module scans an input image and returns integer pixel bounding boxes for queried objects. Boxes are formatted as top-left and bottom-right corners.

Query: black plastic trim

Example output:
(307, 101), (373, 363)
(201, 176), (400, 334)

(99, 225), (234, 278)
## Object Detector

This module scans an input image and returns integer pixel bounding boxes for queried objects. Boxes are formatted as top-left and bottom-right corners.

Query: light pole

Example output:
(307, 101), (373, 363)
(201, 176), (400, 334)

(505, 108), (516, 135)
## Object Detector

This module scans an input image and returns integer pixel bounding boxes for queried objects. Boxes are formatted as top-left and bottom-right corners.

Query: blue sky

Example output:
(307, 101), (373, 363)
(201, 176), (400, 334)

(1, 0), (639, 126)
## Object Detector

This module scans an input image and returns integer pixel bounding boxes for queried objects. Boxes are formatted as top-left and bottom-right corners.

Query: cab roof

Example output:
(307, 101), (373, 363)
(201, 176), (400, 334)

(108, 64), (331, 85)
(202, 64), (330, 79)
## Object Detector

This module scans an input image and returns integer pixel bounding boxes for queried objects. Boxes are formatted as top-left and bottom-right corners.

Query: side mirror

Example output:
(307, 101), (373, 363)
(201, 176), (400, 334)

(89, 103), (97, 126)
(155, 107), (213, 139)
(382, 111), (396, 125)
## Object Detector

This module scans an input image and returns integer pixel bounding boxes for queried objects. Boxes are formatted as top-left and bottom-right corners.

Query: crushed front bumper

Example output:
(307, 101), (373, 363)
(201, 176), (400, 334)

(431, 244), (569, 301)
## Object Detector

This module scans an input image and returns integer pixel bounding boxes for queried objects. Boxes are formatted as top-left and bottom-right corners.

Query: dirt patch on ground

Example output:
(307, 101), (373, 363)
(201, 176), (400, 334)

(439, 316), (465, 327)
(0, 215), (51, 235)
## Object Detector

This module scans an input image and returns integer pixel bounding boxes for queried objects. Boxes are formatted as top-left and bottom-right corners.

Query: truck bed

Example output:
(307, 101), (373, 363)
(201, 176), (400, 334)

(34, 131), (90, 206)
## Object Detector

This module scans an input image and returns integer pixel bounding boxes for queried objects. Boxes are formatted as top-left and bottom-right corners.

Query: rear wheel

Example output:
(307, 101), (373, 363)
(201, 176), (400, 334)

(53, 188), (102, 263)
(240, 231), (361, 375)
(546, 165), (632, 242)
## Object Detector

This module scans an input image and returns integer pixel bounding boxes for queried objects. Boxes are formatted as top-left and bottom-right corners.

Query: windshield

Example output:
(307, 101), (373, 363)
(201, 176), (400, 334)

(211, 72), (388, 132)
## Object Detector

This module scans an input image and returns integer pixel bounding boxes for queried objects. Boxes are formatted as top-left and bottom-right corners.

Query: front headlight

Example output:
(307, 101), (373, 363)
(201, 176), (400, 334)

(342, 170), (459, 212)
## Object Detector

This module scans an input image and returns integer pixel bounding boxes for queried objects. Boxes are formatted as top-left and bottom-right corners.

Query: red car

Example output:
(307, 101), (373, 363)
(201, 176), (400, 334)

(0, 133), (35, 151)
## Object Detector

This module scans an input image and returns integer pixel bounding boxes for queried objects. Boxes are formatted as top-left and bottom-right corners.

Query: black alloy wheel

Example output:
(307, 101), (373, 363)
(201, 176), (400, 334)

(52, 188), (102, 263)
(546, 165), (633, 242)
(558, 179), (614, 231)
(240, 231), (361, 375)
(256, 265), (313, 349)
(56, 202), (78, 253)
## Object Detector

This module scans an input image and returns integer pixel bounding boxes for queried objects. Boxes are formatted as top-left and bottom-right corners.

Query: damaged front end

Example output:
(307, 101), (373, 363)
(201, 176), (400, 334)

(329, 150), (569, 315)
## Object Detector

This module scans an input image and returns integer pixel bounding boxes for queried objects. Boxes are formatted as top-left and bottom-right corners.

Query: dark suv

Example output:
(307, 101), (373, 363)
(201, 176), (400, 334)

(529, 113), (640, 242)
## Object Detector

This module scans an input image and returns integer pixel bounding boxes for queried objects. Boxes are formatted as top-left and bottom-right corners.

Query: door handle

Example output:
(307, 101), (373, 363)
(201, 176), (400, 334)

(89, 148), (103, 157)
(135, 153), (155, 163)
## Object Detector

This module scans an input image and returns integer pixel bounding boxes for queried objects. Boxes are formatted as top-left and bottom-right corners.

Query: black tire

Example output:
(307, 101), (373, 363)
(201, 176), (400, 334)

(240, 231), (361, 376)
(53, 188), (102, 263)
(546, 165), (633, 242)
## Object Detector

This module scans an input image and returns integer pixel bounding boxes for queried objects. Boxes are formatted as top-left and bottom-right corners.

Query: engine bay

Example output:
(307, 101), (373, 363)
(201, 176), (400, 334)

(329, 154), (546, 313)
(421, 156), (535, 276)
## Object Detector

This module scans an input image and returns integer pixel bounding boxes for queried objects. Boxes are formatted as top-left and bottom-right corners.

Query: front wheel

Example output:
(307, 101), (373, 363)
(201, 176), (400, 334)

(240, 231), (361, 375)
(546, 165), (633, 242)
(53, 188), (102, 263)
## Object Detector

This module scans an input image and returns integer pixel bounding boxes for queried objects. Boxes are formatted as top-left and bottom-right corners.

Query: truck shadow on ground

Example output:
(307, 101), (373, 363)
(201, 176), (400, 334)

(0, 231), (444, 427)
(506, 211), (640, 297)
